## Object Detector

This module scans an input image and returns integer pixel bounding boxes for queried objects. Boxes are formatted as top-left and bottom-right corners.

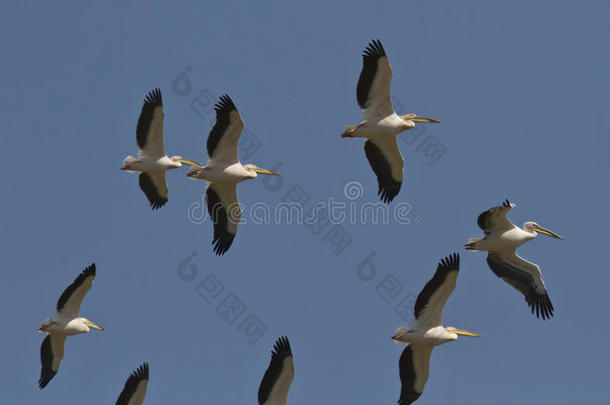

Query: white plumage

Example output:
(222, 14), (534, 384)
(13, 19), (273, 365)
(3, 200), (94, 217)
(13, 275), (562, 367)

(466, 199), (564, 319)
(341, 39), (440, 203)
(187, 94), (279, 255)
(392, 254), (479, 405)
(37, 263), (104, 388)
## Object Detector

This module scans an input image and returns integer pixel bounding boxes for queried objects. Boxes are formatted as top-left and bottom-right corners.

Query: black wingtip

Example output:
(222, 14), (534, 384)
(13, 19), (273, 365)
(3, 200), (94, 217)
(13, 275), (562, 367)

(378, 182), (401, 204)
(502, 199), (512, 208)
(144, 88), (163, 107)
(363, 39), (386, 58)
(528, 294), (555, 320)
(132, 362), (149, 380)
(38, 370), (56, 389)
(438, 253), (460, 272)
(214, 94), (237, 113)
(271, 336), (292, 358)
(212, 234), (235, 256)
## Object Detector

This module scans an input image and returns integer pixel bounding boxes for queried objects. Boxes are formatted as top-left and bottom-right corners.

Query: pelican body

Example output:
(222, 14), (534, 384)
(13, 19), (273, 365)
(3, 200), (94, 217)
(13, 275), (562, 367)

(187, 94), (278, 255)
(37, 263), (103, 388)
(392, 254), (479, 405)
(466, 200), (564, 319)
(342, 39), (439, 203)
(122, 88), (199, 209)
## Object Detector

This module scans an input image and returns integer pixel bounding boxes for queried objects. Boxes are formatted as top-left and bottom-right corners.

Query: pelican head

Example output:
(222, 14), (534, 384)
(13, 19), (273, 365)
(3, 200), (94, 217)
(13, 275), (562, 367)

(400, 113), (441, 128)
(523, 222), (564, 239)
(446, 326), (480, 338)
(243, 164), (280, 177)
(170, 155), (201, 168)
(81, 318), (104, 332)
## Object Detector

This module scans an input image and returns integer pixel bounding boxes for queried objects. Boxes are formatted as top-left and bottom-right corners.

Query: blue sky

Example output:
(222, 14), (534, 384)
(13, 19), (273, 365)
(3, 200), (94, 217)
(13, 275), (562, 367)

(1, 1), (609, 403)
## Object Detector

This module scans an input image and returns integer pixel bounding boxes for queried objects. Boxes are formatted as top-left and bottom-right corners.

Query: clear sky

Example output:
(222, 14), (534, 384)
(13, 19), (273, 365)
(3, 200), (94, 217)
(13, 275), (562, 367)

(1, 1), (608, 404)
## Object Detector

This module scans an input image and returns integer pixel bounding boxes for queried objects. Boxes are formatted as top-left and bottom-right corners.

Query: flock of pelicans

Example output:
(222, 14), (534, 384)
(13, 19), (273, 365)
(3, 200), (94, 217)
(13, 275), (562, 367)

(37, 40), (564, 404)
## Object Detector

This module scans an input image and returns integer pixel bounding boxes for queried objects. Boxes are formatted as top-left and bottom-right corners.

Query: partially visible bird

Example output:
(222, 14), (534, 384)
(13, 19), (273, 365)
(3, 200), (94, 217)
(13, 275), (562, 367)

(341, 39), (440, 203)
(116, 363), (149, 405)
(466, 199), (564, 319)
(122, 88), (199, 209)
(258, 336), (294, 405)
(392, 254), (479, 405)
(37, 263), (104, 388)
(187, 94), (279, 255)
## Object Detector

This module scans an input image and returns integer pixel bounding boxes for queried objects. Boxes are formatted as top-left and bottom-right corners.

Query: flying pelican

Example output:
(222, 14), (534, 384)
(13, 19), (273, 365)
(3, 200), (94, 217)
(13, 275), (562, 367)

(122, 88), (200, 209)
(37, 263), (104, 388)
(466, 199), (563, 319)
(187, 94), (279, 255)
(116, 363), (149, 405)
(258, 336), (294, 405)
(392, 254), (479, 405)
(341, 39), (440, 203)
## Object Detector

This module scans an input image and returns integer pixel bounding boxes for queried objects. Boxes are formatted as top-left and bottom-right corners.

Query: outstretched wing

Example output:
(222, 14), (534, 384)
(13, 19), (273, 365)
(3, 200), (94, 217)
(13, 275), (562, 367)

(486, 251), (554, 319)
(364, 138), (403, 203)
(258, 336), (294, 405)
(138, 171), (168, 210)
(39, 334), (66, 389)
(206, 183), (241, 255)
(398, 344), (434, 405)
(477, 199), (516, 235)
(357, 39), (394, 118)
(411, 254), (460, 329)
(56, 263), (96, 319)
(206, 94), (244, 164)
(136, 88), (165, 157)
(116, 363), (149, 405)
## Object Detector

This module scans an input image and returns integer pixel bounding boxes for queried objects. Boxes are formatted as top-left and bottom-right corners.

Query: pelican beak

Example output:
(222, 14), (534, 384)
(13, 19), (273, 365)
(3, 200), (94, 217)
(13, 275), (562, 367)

(84, 320), (104, 331)
(453, 328), (480, 337)
(533, 224), (564, 239)
(410, 117), (441, 123)
(178, 158), (201, 166)
(252, 168), (280, 176)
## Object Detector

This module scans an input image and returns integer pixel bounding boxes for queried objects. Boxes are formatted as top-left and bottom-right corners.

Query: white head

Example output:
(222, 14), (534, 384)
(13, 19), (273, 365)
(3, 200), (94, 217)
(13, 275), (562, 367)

(400, 113), (441, 130)
(243, 164), (280, 178)
(80, 318), (104, 332)
(446, 326), (480, 339)
(522, 222), (564, 239)
(170, 156), (201, 168)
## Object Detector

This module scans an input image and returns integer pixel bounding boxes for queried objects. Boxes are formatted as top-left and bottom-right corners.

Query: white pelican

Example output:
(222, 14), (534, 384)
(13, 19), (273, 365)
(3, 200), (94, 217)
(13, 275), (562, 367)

(466, 199), (564, 320)
(37, 263), (104, 388)
(392, 254), (480, 405)
(122, 88), (199, 209)
(187, 94), (279, 255)
(258, 336), (294, 405)
(116, 363), (149, 405)
(341, 39), (440, 203)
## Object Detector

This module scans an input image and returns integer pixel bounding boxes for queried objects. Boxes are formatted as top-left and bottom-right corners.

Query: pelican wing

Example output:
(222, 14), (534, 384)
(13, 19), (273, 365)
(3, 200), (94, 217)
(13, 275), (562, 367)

(206, 183), (241, 255)
(364, 138), (403, 203)
(412, 254), (459, 329)
(56, 263), (96, 319)
(39, 334), (66, 389)
(136, 88), (165, 157)
(116, 363), (149, 405)
(477, 199), (516, 235)
(258, 336), (294, 405)
(357, 39), (394, 118)
(138, 171), (168, 210)
(486, 252), (554, 319)
(398, 344), (433, 405)
(206, 94), (244, 164)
